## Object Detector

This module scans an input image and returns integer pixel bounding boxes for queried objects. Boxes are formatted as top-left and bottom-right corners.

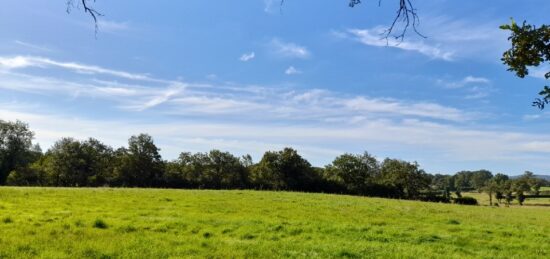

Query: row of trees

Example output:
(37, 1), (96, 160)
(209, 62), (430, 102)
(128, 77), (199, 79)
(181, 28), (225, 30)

(431, 170), (549, 206)
(1, 120), (548, 204)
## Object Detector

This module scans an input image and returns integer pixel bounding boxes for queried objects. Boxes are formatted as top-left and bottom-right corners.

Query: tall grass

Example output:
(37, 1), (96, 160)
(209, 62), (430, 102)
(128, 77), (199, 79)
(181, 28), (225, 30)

(0, 187), (548, 258)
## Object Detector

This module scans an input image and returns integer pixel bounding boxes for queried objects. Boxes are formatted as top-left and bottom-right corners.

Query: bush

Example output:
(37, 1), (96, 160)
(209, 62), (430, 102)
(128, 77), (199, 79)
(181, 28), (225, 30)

(453, 196), (478, 205)
(93, 219), (108, 229)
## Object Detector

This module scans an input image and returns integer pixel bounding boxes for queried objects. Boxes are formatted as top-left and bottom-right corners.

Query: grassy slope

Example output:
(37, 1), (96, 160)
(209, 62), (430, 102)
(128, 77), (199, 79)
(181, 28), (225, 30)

(0, 188), (548, 258)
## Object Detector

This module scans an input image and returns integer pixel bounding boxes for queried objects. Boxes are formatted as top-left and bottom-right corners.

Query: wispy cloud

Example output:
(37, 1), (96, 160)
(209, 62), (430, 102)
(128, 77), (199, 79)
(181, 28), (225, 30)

(3, 55), (550, 173)
(0, 55), (475, 122)
(438, 76), (490, 89)
(0, 56), (168, 83)
(14, 40), (52, 52)
(342, 28), (454, 61)
(336, 15), (509, 62)
(285, 66), (302, 75)
(437, 76), (493, 99)
(529, 65), (550, 80)
(270, 39), (311, 59)
(97, 20), (130, 33)
(2, 103), (550, 174)
(239, 52), (255, 62)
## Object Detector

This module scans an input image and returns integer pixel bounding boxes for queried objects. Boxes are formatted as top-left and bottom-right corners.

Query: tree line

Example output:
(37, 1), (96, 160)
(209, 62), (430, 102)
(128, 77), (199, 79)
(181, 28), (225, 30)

(1, 120), (548, 205)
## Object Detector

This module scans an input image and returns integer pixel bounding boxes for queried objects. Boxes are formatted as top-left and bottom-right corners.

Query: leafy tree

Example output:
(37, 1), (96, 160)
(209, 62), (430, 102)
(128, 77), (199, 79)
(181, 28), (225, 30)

(324, 152), (379, 195)
(453, 171), (473, 193)
(6, 154), (47, 186)
(501, 20), (550, 108)
(492, 173), (510, 203)
(42, 138), (113, 187)
(512, 176), (532, 195)
(250, 148), (317, 191)
(112, 134), (164, 187)
(202, 150), (248, 189)
(0, 120), (37, 185)
(470, 170), (493, 191)
(380, 158), (430, 199)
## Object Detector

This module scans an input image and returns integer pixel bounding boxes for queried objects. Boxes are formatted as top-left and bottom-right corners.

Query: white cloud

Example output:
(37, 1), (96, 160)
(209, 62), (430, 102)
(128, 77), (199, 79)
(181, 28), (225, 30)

(2, 103), (550, 174)
(439, 76), (490, 89)
(529, 65), (550, 80)
(437, 76), (493, 99)
(5, 55), (550, 173)
(344, 97), (469, 122)
(0, 55), (477, 122)
(270, 39), (310, 59)
(239, 52), (255, 62)
(344, 28), (454, 61)
(285, 66), (302, 75)
(14, 40), (52, 52)
(338, 15), (510, 62)
(97, 20), (130, 33)
(0, 56), (168, 83)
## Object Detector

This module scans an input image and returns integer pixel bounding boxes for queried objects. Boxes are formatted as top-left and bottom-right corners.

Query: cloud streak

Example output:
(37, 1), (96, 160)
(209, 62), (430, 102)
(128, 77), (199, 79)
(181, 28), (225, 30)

(343, 28), (454, 61)
(285, 66), (301, 75)
(239, 52), (255, 62)
(3, 55), (550, 173)
(270, 39), (311, 59)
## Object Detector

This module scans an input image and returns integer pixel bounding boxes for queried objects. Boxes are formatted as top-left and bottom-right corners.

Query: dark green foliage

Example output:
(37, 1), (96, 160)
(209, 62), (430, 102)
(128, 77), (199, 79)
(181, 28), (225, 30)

(453, 196), (478, 206)
(93, 219), (108, 229)
(40, 138), (113, 187)
(380, 159), (430, 199)
(501, 20), (550, 108)
(0, 120), (38, 185)
(2, 217), (13, 224)
(164, 150), (248, 189)
(112, 134), (164, 187)
(250, 148), (319, 191)
(324, 152), (379, 195)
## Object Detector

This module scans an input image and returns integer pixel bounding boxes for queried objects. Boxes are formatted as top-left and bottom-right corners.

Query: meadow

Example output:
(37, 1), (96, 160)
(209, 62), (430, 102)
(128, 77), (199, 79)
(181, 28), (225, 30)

(0, 187), (549, 258)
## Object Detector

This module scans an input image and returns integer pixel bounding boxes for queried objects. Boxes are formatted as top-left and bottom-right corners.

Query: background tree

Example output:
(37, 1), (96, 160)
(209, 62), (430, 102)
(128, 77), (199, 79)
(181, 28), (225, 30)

(40, 138), (113, 187)
(112, 134), (164, 187)
(201, 150), (247, 189)
(250, 148), (317, 191)
(324, 152), (379, 195)
(0, 120), (37, 185)
(380, 158), (430, 199)
(470, 170), (493, 191)
(492, 173), (510, 203)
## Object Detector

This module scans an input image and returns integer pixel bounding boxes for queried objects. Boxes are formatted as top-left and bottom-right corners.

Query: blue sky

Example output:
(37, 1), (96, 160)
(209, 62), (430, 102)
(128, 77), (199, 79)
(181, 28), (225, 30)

(1, 0), (550, 174)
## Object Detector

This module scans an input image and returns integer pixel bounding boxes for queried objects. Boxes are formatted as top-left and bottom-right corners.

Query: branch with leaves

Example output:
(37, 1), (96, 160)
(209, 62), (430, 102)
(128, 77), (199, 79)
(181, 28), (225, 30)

(501, 20), (550, 109)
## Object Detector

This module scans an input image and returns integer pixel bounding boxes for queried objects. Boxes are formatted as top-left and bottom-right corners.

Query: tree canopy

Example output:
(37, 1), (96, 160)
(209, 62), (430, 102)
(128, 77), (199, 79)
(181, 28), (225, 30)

(501, 20), (550, 109)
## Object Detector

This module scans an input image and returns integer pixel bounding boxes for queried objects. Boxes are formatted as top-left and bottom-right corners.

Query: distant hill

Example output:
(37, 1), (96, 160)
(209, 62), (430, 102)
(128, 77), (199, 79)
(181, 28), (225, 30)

(510, 174), (550, 181)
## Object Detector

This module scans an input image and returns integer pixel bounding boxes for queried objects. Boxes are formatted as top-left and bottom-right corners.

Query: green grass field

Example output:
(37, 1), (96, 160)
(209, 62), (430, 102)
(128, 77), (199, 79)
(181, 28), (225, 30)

(0, 187), (549, 258)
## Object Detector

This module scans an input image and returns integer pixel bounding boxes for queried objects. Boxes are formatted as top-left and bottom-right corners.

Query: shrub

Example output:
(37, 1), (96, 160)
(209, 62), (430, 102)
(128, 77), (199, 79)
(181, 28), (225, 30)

(93, 219), (108, 229)
(453, 196), (478, 205)
(2, 217), (13, 224)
